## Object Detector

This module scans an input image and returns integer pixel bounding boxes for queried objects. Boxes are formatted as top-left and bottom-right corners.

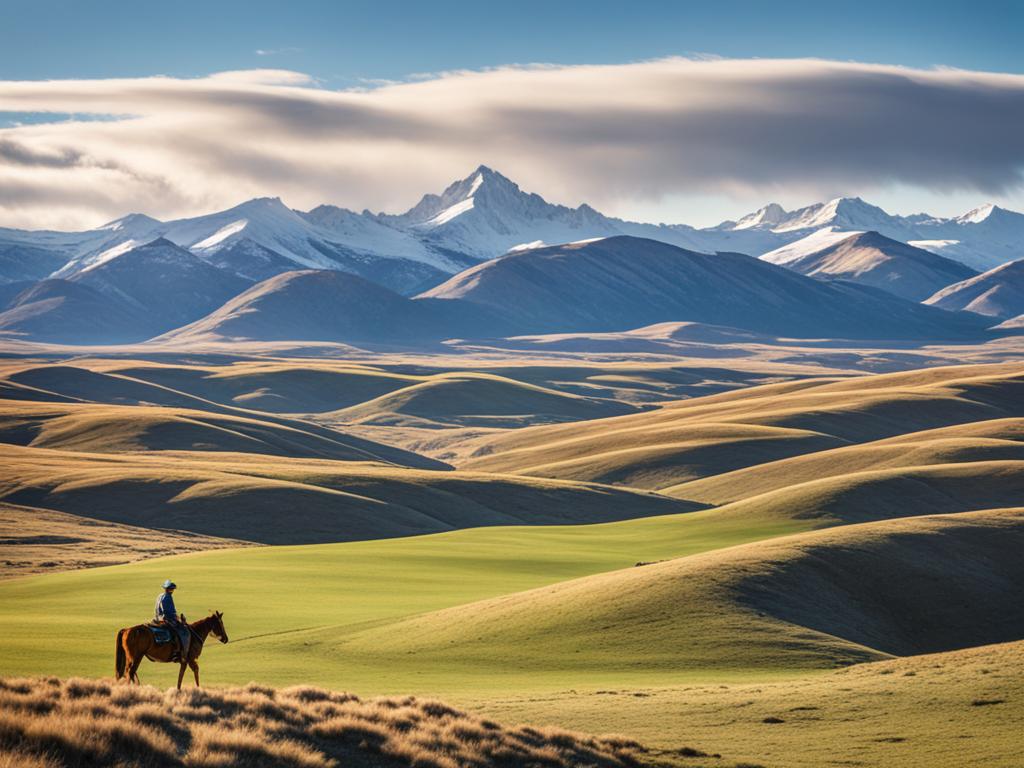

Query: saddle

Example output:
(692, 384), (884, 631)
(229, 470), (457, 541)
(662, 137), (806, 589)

(147, 622), (175, 645)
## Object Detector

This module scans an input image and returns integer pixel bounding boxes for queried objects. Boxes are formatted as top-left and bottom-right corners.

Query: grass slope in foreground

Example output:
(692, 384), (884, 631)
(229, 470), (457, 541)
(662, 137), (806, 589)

(0, 506), (806, 690)
(476, 640), (1024, 768)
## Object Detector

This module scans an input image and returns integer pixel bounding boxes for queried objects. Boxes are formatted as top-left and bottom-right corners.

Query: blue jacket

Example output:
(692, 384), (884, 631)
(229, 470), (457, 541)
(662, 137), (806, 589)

(155, 591), (179, 624)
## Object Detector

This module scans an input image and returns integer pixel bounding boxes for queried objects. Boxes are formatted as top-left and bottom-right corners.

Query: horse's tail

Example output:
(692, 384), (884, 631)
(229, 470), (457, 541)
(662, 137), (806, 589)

(115, 629), (127, 680)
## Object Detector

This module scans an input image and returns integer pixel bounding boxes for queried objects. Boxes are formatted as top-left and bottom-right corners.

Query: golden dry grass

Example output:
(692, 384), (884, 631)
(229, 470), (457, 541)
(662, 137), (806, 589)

(0, 676), (672, 768)
(0, 400), (438, 463)
(327, 372), (641, 429)
(0, 503), (251, 579)
(667, 417), (1024, 504)
(456, 363), (1024, 489)
(0, 443), (699, 545)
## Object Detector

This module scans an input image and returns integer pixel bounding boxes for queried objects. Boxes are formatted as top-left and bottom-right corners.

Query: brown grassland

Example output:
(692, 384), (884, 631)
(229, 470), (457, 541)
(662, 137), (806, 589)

(1, 340), (1023, 766)
(0, 676), (694, 768)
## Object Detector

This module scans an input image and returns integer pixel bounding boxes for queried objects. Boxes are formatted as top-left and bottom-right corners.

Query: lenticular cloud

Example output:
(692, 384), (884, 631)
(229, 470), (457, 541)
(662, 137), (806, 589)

(1, 57), (1023, 229)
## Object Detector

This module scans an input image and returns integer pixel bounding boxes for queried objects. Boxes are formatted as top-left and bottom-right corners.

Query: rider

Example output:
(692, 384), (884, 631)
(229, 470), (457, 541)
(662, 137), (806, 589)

(154, 579), (190, 661)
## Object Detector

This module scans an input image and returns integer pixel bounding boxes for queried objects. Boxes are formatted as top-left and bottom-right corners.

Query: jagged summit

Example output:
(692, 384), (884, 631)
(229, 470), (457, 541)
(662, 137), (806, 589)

(957, 203), (999, 224)
(732, 202), (788, 230)
(387, 166), (526, 229)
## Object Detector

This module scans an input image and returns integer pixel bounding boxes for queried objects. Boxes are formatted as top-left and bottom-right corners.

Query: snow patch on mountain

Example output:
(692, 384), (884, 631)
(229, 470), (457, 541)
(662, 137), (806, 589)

(957, 204), (997, 224)
(192, 219), (249, 250)
(760, 228), (862, 265)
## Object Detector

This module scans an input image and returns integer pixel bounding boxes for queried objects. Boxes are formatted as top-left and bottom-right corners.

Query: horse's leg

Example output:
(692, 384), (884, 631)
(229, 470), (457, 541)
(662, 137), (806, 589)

(176, 662), (187, 690)
(188, 659), (200, 687)
(129, 655), (142, 684)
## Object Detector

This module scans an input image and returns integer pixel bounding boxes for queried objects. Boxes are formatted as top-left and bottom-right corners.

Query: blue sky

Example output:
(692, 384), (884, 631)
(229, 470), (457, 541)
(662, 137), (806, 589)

(1, 0), (1023, 229)
(3, 0), (1022, 82)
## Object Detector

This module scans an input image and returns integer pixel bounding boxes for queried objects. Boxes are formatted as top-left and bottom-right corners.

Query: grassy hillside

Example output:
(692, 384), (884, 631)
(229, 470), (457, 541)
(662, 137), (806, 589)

(669, 418), (1024, 503)
(332, 510), (1024, 685)
(329, 372), (641, 428)
(88, 360), (423, 412)
(0, 400), (444, 462)
(458, 364), (1024, 489)
(671, 460), (1024, 525)
(1, 508), (1020, 693)
(476, 640), (1024, 768)
(0, 504), (809, 689)
(0, 503), (250, 578)
(1, 353), (1023, 767)
(0, 444), (700, 544)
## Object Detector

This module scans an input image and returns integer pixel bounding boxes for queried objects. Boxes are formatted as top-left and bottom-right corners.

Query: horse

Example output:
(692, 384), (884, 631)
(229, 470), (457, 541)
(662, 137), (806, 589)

(116, 611), (228, 689)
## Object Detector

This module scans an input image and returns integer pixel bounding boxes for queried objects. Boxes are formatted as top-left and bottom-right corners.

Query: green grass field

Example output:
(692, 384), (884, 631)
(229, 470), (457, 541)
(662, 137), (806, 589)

(0, 507), (808, 692)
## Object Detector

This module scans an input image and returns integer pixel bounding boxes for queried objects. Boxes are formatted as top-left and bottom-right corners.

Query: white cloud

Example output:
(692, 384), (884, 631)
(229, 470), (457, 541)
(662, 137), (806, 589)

(1, 58), (1023, 230)
(254, 47), (303, 57)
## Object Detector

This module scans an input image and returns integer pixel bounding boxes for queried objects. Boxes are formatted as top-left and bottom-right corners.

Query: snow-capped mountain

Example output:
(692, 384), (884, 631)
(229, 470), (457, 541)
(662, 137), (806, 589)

(48, 197), (466, 294)
(906, 205), (1024, 271)
(761, 230), (977, 302)
(377, 165), (711, 257)
(721, 197), (1022, 271)
(1, 166), (1022, 297)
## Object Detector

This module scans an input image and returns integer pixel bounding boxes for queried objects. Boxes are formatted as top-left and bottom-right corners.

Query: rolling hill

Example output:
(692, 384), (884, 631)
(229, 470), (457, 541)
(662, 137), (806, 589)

(458, 364), (1024, 488)
(157, 269), (509, 344)
(924, 258), (1024, 319)
(84, 360), (424, 413)
(329, 372), (642, 428)
(0, 400), (443, 462)
(421, 236), (991, 340)
(0, 443), (701, 544)
(760, 230), (976, 301)
(339, 509), (1024, 676)
(667, 418), (1024, 504)
(0, 502), (250, 578)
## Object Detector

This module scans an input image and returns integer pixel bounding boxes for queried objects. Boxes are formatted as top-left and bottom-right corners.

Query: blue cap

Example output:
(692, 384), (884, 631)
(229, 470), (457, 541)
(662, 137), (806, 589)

(162, 579), (176, 589)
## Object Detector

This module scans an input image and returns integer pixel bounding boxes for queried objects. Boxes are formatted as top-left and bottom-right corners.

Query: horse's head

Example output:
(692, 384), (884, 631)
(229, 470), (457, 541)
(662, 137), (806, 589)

(212, 610), (229, 643)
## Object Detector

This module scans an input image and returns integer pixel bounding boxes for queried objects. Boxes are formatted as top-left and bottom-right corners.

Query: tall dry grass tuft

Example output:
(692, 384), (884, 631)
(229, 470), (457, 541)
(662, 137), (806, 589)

(0, 677), (650, 768)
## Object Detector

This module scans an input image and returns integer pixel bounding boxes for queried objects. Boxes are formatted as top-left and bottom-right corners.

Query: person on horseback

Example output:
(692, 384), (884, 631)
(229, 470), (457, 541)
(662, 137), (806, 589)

(154, 579), (190, 661)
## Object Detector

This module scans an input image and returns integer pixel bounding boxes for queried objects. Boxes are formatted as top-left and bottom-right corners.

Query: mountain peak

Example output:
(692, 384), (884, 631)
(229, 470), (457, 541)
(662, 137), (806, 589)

(733, 202), (788, 230)
(97, 212), (163, 232)
(462, 165), (519, 197)
(957, 203), (999, 224)
(234, 196), (289, 212)
(137, 236), (180, 249)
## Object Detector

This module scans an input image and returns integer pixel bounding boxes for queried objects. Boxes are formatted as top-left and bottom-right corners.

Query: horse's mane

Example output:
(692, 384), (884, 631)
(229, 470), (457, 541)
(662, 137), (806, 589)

(188, 613), (221, 631)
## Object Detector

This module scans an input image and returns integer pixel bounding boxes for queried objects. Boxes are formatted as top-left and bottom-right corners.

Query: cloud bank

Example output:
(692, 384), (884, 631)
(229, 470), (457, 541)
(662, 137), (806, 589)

(1, 58), (1023, 229)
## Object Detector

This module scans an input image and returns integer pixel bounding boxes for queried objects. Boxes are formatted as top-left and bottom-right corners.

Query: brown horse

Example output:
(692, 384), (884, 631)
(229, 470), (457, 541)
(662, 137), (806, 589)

(116, 611), (228, 689)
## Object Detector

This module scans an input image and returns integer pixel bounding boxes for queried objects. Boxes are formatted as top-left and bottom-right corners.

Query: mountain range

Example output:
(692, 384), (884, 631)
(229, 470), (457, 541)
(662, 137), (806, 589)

(1, 167), (1022, 298)
(0, 166), (1021, 346)
(140, 237), (995, 346)
(420, 237), (990, 341)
